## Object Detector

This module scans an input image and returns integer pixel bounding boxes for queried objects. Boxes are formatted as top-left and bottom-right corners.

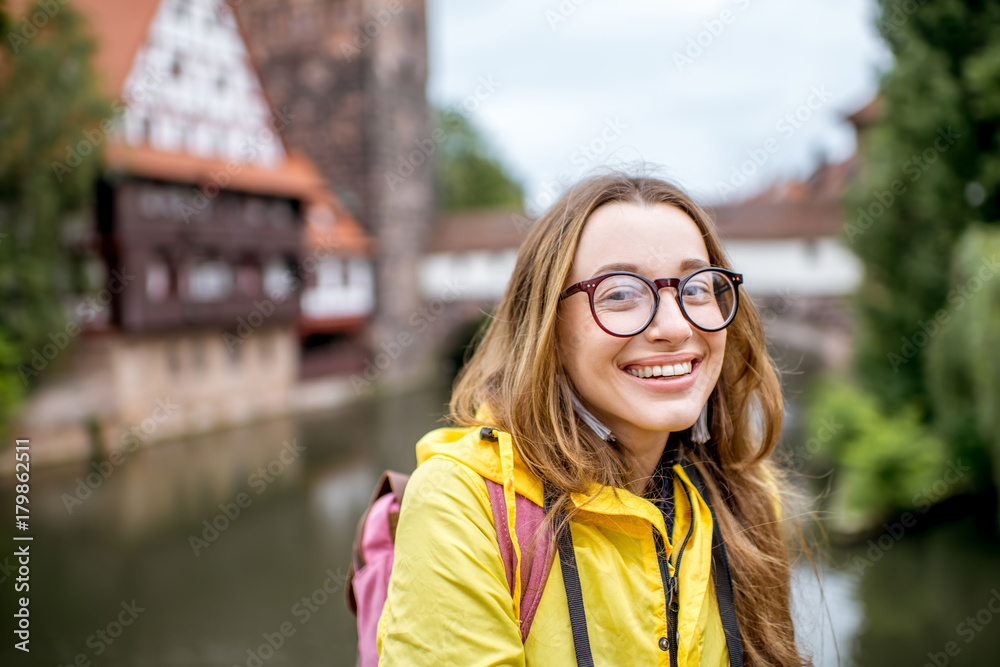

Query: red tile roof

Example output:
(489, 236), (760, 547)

(709, 157), (857, 240)
(847, 97), (882, 128)
(104, 142), (326, 201)
(70, 0), (162, 96)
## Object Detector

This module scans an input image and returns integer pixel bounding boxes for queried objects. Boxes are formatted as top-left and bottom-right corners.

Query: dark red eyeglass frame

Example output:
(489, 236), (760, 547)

(559, 267), (745, 336)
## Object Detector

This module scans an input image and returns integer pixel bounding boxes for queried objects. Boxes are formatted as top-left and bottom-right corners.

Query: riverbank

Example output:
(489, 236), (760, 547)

(2, 353), (444, 474)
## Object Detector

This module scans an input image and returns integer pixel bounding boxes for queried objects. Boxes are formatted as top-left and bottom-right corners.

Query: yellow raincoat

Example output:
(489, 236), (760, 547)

(376, 411), (730, 666)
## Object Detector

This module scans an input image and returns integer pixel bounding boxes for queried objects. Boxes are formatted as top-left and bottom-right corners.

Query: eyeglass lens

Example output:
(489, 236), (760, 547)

(592, 271), (735, 334)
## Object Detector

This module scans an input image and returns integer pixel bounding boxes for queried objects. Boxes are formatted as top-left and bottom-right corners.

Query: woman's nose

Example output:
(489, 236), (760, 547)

(643, 293), (692, 343)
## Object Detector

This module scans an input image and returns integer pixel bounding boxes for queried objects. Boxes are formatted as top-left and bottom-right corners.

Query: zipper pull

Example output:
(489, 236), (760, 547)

(666, 575), (678, 614)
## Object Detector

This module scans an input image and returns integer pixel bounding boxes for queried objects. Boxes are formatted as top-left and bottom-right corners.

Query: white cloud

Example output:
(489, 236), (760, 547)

(427, 0), (890, 206)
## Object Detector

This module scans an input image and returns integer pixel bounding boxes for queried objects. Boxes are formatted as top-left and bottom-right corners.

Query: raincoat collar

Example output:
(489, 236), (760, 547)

(413, 404), (704, 545)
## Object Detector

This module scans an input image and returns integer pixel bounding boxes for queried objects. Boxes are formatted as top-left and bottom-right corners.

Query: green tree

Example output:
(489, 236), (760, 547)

(433, 107), (524, 212)
(0, 1), (112, 434)
(811, 0), (1000, 525)
(847, 0), (1000, 412)
(805, 377), (950, 528)
(924, 226), (1000, 500)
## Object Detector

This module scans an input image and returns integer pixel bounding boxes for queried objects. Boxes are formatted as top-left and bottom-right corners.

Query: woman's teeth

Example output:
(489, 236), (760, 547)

(626, 361), (693, 378)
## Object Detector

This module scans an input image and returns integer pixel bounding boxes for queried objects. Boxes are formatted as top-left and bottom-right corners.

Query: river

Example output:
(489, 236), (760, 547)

(1, 380), (997, 666)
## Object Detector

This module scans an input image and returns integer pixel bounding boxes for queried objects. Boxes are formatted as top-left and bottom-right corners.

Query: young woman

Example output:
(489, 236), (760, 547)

(375, 174), (808, 666)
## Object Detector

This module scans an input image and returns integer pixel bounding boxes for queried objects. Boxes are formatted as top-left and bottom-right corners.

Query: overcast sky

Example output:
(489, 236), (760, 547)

(426, 0), (891, 213)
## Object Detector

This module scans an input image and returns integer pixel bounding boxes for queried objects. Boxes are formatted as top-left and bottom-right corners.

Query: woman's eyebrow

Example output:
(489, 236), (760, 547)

(590, 257), (711, 277)
(680, 258), (711, 272)
(592, 261), (640, 275)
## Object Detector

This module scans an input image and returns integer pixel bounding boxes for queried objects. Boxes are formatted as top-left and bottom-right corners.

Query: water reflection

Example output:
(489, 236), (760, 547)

(1, 380), (996, 666)
(792, 561), (862, 667)
(0, 382), (452, 667)
(844, 515), (1000, 667)
(40, 417), (301, 543)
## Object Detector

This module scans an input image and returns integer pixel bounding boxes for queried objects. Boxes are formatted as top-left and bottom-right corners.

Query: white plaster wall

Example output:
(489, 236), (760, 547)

(419, 240), (859, 303)
(120, 0), (286, 167)
(721, 238), (862, 298)
(419, 249), (519, 301)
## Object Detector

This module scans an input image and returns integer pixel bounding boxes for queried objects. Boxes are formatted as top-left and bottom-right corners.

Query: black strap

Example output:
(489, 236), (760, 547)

(543, 483), (595, 667)
(679, 459), (745, 667)
(540, 460), (744, 667)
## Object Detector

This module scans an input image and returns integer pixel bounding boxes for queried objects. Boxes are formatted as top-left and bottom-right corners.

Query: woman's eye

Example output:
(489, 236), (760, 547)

(682, 282), (711, 298)
(596, 288), (642, 304)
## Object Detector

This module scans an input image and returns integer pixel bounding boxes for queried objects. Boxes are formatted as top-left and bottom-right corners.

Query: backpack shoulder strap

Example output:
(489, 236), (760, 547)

(345, 470), (410, 615)
(485, 477), (553, 641)
(543, 480), (594, 667)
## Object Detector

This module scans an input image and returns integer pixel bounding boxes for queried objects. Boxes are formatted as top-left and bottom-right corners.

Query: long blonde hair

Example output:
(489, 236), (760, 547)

(447, 173), (808, 667)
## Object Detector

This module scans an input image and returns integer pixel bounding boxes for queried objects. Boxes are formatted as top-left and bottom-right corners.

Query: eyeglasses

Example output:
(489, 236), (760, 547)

(559, 268), (744, 336)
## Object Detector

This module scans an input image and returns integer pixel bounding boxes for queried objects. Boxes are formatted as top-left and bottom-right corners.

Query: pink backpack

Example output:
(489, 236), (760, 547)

(345, 469), (554, 667)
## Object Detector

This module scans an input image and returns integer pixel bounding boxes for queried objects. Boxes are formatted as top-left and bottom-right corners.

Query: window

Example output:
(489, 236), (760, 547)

(263, 259), (294, 301)
(268, 199), (294, 227)
(245, 198), (266, 227)
(217, 192), (241, 222)
(167, 187), (189, 222)
(317, 258), (344, 288)
(348, 258), (374, 288)
(139, 186), (167, 218)
(146, 257), (171, 302)
(188, 259), (235, 302)
(236, 261), (261, 297)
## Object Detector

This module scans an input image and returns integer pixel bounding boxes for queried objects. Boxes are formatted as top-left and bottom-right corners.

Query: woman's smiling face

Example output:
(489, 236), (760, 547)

(557, 201), (727, 452)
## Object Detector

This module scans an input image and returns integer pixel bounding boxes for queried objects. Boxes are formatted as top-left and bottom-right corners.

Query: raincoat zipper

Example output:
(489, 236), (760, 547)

(653, 467), (696, 667)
